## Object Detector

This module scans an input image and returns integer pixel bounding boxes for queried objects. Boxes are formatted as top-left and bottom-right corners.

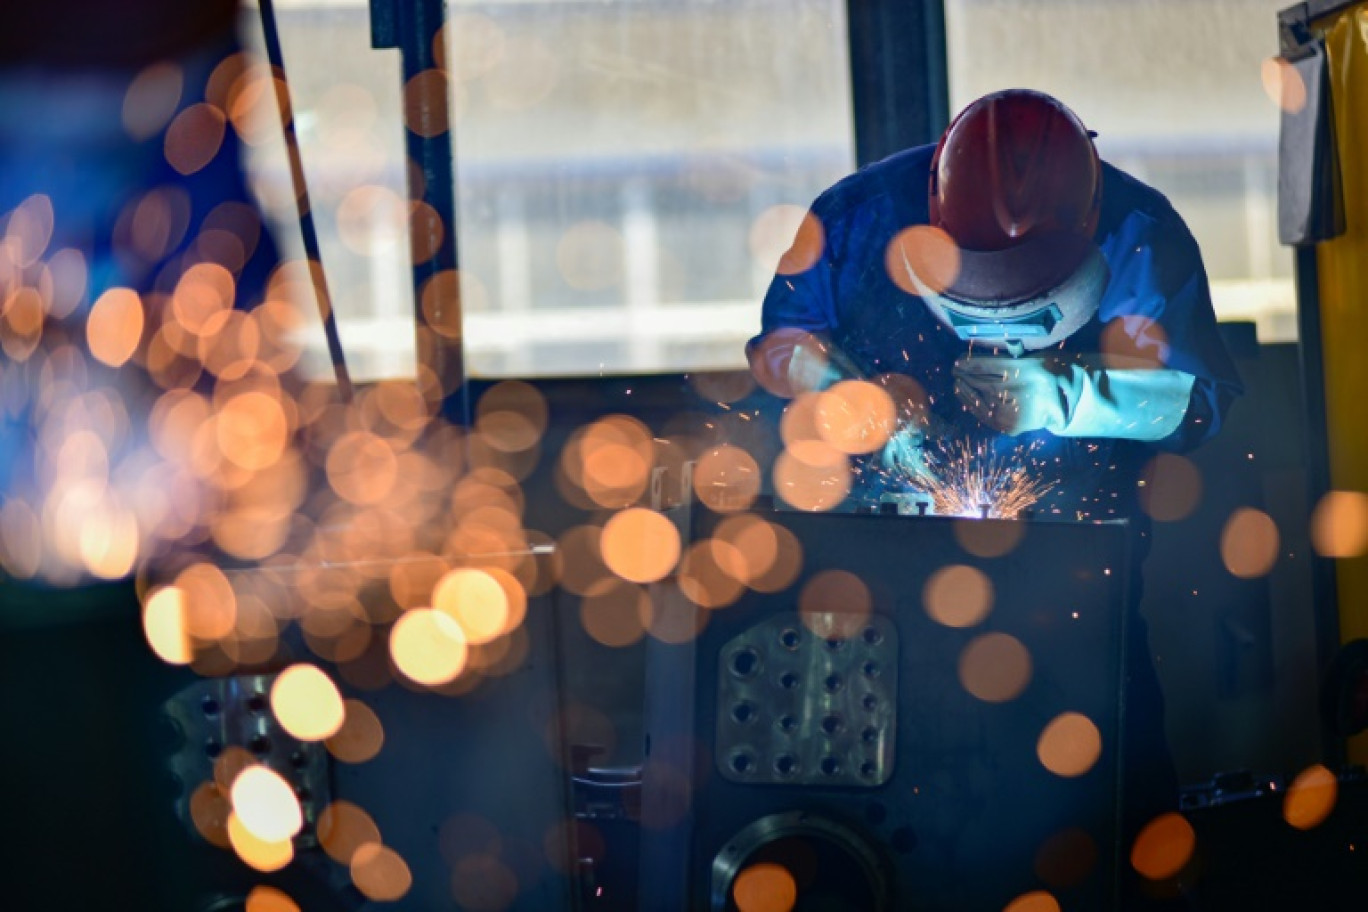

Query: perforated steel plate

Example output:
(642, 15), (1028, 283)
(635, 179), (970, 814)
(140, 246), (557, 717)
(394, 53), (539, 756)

(715, 612), (898, 788)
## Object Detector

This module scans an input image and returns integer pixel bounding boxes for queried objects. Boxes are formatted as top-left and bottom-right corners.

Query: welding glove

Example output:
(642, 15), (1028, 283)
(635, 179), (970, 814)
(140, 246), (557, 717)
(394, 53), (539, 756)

(880, 424), (933, 484)
(953, 354), (1196, 441)
(786, 335), (867, 394)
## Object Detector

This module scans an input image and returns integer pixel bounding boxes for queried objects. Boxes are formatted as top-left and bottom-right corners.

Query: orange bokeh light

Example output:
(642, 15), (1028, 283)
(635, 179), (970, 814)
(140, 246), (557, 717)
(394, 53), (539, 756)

(557, 524), (611, 596)
(217, 390), (289, 472)
(230, 765), (303, 843)
(1139, 453), (1202, 523)
(732, 862), (798, 912)
(351, 843), (414, 902)
(1130, 812), (1195, 881)
(953, 518), (1025, 559)
(143, 585), (193, 664)
(799, 569), (871, 640)
(773, 447), (850, 512)
(327, 431), (399, 506)
(433, 567), (512, 645)
(176, 562), (238, 641)
(227, 812), (295, 873)
(1284, 763), (1338, 831)
(86, 287), (144, 368)
(476, 380), (548, 451)
(712, 514), (778, 587)
(1220, 507), (1280, 579)
(922, 564), (993, 628)
(1003, 891), (1061, 912)
(326, 698), (386, 764)
(887, 225), (960, 295)
(165, 103), (226, 176)
(580, 579), (650, 648)
(814, 380), (896, 455)
(676, 540), (746, 609)
(245, 886), (300, 912)
(693, 445), (762, 513)
(749, 204), (822, 277)
(318, 800), (383, 865)
(601, 508), (681, 584)
(958, 632), (1032, 703)
(189, 781), (232, 848)
(747, 521), (803, 594)
(390, 607), (469, 686)
(1037, 712), (1103, 778)
(270, 663), (346, 742)
(1310, 490), (1368, 558)
(1260, 56), (1307, 114)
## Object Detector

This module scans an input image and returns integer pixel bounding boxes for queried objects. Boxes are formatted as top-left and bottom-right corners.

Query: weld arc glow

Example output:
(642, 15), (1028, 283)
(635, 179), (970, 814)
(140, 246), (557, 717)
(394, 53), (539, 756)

(885, 438), (1054, 519)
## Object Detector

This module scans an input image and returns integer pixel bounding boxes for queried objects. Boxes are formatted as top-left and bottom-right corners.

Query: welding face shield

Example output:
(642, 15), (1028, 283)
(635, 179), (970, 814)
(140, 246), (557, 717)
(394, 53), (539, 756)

(902, 235), (1110, 352)
(916, 88), (1107, 352)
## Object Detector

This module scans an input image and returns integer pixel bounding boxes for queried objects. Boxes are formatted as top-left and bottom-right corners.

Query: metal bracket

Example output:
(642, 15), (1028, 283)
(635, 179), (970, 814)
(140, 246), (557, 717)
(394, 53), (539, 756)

(164, 673), (331, 848)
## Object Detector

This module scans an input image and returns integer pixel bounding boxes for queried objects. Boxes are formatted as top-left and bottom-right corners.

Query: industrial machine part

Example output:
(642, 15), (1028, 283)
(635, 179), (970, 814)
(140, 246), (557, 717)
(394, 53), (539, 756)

(640, 507), (1132, 910)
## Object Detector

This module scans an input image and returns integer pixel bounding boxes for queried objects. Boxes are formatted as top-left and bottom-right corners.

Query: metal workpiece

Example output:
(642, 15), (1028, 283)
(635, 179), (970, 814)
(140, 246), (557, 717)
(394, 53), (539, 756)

(715, 614), (898, 788)
(164, 673), (330, 847)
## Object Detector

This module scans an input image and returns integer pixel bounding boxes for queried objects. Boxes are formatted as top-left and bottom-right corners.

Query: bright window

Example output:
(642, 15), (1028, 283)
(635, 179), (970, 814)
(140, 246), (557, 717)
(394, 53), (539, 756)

(244, 0), (856, 381)
(944, 0), (1296, 342)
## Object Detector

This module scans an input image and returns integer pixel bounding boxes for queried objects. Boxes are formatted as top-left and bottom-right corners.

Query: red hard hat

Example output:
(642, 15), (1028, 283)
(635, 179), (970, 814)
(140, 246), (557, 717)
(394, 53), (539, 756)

(899, 89), (1107, 351)
(928, 89), (1102, 307)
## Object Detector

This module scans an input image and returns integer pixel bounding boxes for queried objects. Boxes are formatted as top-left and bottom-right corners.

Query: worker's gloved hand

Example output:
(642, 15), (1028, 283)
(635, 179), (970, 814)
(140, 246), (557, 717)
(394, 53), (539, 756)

(953, 354), (1197, 441)
(880, 424), (932, 484)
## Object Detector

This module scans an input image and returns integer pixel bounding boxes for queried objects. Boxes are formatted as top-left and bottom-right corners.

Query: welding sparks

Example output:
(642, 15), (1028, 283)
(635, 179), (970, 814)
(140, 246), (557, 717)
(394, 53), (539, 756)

(893, 438), (1055, 520)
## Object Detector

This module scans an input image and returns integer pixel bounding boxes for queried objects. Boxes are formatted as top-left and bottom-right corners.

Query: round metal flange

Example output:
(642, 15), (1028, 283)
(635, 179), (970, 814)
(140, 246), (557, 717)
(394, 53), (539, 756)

(709, 810), (893, 911)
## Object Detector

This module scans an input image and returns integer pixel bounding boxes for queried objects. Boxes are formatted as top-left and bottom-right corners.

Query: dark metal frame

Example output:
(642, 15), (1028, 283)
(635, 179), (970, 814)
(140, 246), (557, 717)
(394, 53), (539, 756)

(369, 0), (471, 427)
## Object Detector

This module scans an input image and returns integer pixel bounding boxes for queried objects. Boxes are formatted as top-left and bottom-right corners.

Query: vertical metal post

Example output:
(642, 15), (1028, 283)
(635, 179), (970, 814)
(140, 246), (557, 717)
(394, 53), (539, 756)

(845, 0), (951, 165)
(371, 0), (470, 427)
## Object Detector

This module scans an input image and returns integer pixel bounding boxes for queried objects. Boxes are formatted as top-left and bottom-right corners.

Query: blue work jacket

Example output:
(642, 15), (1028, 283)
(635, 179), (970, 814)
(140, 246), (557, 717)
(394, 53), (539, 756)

(751, 144), (1244, 520)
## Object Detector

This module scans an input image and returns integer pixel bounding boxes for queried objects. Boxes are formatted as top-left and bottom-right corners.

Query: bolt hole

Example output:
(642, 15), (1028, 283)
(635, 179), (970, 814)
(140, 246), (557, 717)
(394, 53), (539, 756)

(777, 715), (798, 733)
(820, 756), (841, 776)
(862, 694), (878, 712)
(862, 726), (880, 744)
(204, 739), (223, 759)
(824, 638), (845, 652)
(731, 753), (754, 774)
(731, 702), (756, 724)
(200, 696), (220, 717)
(246, 694), (266, 713)
(824, 673), (843, 693)
(821, 714), (844, 736)
(248, 734), (271, 755)
(779, 628), (802, 650)
(860, 760), (878, 779)
(730, 648), (761, 679)
(774, 754), (797, 776)
(862, 661), (880, 678)
(779, 671), (799, 690)
(862, 626), (883, 645)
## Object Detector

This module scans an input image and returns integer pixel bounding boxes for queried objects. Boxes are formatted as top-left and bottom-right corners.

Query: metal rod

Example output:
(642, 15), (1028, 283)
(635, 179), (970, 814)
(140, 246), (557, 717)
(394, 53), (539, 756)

(257, 0), (355, 403)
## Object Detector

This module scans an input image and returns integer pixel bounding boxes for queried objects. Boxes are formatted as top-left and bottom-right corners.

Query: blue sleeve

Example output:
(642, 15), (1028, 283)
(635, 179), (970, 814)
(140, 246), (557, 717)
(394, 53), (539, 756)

(1097, 206), (1244, 453)
(745, 198), (844, 389)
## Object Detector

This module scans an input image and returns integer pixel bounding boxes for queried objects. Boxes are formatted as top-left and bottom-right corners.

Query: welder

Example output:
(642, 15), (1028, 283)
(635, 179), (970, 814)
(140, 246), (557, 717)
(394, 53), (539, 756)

(747, 88), (1244, 901)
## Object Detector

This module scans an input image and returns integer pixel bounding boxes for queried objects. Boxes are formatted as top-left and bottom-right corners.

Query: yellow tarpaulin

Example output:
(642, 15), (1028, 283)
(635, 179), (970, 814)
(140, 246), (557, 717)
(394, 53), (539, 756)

(1315, 4), (1368, 759)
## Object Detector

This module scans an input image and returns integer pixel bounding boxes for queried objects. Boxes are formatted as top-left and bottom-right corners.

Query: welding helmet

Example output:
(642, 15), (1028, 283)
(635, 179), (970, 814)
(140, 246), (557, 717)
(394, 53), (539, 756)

(910, 89), (1108, 351)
